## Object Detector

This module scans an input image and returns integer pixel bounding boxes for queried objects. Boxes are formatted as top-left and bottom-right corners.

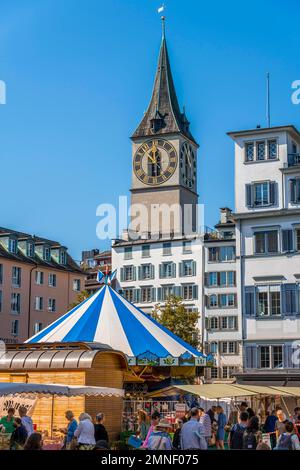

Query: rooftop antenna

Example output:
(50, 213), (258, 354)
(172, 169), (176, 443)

(266, 72), (271, 128)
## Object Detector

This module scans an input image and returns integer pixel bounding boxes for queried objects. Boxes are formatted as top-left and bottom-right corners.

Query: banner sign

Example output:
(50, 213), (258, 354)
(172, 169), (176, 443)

(0, 395), (37, 417)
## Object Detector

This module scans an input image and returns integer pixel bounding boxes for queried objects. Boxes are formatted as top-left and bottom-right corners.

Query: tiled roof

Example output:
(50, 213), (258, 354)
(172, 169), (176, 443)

(0, 227), (83, 274)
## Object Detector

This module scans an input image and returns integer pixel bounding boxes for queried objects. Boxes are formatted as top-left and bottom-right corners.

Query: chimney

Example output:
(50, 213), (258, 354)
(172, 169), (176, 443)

(220, 207), (232, 224)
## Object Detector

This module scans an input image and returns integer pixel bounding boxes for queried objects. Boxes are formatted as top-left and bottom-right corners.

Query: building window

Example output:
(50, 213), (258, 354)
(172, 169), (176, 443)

(222, 366), (238, 379)
(59, 250), (67, 265)
(160, 262), (175, 278)
(208, 272), (218, 286)
(221, 316), (238, 330)
(141, 287), (152, 303)
(290, 179), (300, 204)
(220, 293), (236, 307)
(183, 240), (192, 253)
(162, 285), (174, 301)
(256, 141), (265, 160)
(245, 142), (254, 161)
(73, 279), (81, 292)
(142, 244), (150, 258)
(124, 247), (132, 260)
(11, 319), (19, 336)
(246, 181), (276, 207)
(257, 285), (281, 316)
(48, 298), (56, 312)
(48, 274), (57, 287)
(43, 246), (51, 261)
(208, 294), (218, 308)
(182, 284), (193, 300)
(162, 242), (172, 256)
(11, 293), (20, 314)
(268, 140), (277, 159)
(208, 246), (235, 262)
(123, 288), (134, 303)
(35, 271), (44, 285)
(210, 367), (219, 379)
(139, 264), (152, 280)
(210, 317), (219, 330)
(8, 238), (17, 254)
(259, 345), (283, 369)
(254, 231), (278, 254)
(296, 229), (300, 251)
(34, 322), (43, 334)
(220, 341), (237, 355)
(35, 296), (43, 311)
(26, 242), (35, 257)
(182, 260), (193, 276)
(12, 267), (21, 288)
(210, 342), (218, 354)
(124, 266), (134, 281)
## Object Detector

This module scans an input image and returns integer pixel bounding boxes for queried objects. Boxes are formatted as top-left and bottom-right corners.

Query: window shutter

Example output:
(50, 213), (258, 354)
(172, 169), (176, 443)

(217, 294), (222, 308)
(174, 286), (182, 298)
(192, 261), (196, 276)
(282, 284), (298, 316)
(172, 263), (176, 278)
(204, 273), (209, 287)
(150, 264), (155, 279)
(157, 287), (162, 301)
(132, 267), (136, 281)
(269, 181), (276, 205)
(284, 344), (295, 369)
(234, 293), (237, 307)
(134, 288), (140, 303)
(244, 345), (257, 369)
(138, 266), (142, 280)
(217, 272), (221, 287)
(179, 262), (183, 277)
(233, 271), (237, 286)
(245, 286), (256, 316)
(192, 285), (198, 300)
(151, 287), (156, 302)
(120, 268), (124, 282)
(282, 229), (293, 253)
(205, 295), (209, 307)
(159, 264), (163, 279)
(246, 184), (253, 207)
(290, 179), (297, 204)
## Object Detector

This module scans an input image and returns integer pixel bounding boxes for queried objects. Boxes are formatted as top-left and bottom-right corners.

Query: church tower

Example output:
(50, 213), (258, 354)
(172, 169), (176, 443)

(130, 21), (199, 238)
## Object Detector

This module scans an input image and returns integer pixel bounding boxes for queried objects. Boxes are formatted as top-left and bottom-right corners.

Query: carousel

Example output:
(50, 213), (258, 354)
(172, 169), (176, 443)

(0, 276), (213, 441)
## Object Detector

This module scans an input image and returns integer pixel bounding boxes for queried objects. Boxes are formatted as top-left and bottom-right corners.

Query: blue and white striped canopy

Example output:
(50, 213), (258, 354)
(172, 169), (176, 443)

(26, 285), (202, 358)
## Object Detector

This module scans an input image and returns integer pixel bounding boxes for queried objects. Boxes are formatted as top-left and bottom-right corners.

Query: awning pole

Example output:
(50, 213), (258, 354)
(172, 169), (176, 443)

(51, 395), (54, 438)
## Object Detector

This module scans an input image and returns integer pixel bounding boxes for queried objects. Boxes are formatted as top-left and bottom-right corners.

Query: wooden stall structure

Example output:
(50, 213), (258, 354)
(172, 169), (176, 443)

(0, 342), (127, 440)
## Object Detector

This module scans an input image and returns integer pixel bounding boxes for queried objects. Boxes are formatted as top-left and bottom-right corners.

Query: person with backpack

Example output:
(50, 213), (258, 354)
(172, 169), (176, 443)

(275, 421), (300, 450)
(229, 411), (249, 450)
(147, 418), (173, 450)
(242, 416), (262, 450)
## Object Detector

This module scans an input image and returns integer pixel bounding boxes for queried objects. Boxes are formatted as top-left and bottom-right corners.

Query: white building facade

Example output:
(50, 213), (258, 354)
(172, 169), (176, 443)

(203, 209), (243, 381)
(229, 125), (300, 375)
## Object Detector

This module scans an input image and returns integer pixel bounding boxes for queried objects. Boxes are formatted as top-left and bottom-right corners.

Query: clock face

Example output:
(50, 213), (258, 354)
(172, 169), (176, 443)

(133, 139), (178, 186)
(180, 142), (196, 189)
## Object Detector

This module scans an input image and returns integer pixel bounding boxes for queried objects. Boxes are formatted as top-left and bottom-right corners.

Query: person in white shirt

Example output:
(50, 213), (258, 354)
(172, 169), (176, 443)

(74, 413), (96, 450)
(18, 406), (34, 437)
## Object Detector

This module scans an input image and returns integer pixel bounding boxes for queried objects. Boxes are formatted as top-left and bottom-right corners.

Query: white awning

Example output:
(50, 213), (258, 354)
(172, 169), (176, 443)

(0, 382), (124, 397)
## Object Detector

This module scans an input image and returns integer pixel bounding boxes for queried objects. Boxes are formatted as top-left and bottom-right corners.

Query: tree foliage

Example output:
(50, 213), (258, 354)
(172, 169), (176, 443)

(69, 289), (90, 308)
(152, 295), (200, 349)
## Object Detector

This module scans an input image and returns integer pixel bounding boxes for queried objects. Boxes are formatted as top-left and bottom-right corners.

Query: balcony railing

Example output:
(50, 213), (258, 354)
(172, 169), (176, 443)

(288, 153), (300, 166)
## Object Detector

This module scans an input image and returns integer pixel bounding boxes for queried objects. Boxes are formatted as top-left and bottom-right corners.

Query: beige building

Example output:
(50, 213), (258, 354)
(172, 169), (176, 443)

(0, 227), (85, 344)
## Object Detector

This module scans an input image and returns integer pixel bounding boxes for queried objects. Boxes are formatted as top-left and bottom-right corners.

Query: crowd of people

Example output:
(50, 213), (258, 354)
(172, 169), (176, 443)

(0, 402), (300, 450)
(0, 407), (110, 451)
(133, 402), (300, 450)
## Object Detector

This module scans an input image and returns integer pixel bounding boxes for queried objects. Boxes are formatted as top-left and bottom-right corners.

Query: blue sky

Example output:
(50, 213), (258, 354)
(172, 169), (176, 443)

(0, 0), (299, 261)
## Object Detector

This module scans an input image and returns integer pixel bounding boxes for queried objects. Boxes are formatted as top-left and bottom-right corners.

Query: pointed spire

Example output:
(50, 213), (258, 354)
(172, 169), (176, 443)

(131, 26), (197, 144)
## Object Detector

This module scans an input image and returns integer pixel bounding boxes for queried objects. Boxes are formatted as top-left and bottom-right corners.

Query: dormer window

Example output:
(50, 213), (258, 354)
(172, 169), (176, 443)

(8, 238), (18, 254)
(59, 249), (67, 265)
(26, 241), (35, 258)
(43, 246), (51, 261)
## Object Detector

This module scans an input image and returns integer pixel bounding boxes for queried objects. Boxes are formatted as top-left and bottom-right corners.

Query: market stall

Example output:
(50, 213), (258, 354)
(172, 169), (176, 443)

(0, 342), (127, 440)
(0, 382), (124, 449)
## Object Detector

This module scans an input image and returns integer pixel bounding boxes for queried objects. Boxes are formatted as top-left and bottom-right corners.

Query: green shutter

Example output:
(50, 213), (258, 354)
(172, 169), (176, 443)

(192, 261), (196, 276)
